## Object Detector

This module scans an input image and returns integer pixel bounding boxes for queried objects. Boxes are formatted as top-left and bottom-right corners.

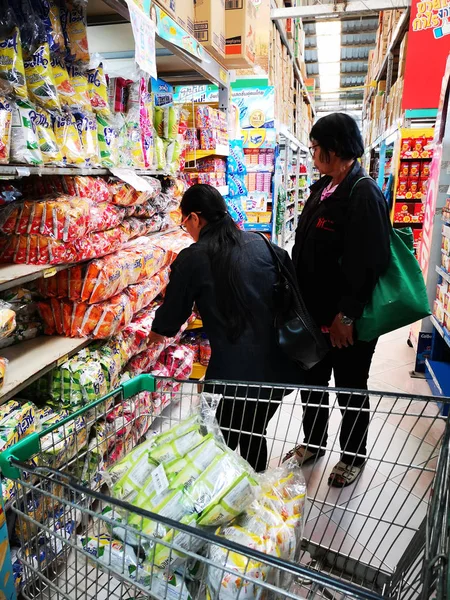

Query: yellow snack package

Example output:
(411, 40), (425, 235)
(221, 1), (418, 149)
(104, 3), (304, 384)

(0, 26), (27, 98)
(74, 111), (99, 167)
(53, 111), (85, 166)
(24, 42), (61, 112)
(51, 56), (76, 108)
(87, 63), (110, 116)
(68, 64), (91, 111)
(62, 1), (90, 63)
(0, 97), (12, 164)
(32, 107), (63, 165)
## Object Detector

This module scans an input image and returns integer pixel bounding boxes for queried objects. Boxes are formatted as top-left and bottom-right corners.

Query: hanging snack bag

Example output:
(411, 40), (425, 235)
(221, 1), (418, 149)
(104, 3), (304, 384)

(164, 105), (180, 140)
(155, 136), (166, 171)
(0, 25), (27, 99)
(74, 110), (99, 167)
(61, 0), (90, 63)
(87, 63), (110, 116)
(37, 0), (64, 54)
(33, 106), (63, 165)
(10, 99), (43, 165)
(50, 56), (76, 108)
(153, 105), (164, 138)
(53, 111), (84, 166)
(118, 114), (145, 169)
(139, 78), (154, 168)
(0, 97), (12, 164)
(67, 64), (91, 112)
(97, 113), (119, 168)
(24, 42), (60, 112)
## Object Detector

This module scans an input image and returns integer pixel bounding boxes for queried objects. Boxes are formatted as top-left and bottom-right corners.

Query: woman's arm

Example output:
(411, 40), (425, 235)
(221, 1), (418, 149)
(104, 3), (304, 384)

(151, 258), (197, 338)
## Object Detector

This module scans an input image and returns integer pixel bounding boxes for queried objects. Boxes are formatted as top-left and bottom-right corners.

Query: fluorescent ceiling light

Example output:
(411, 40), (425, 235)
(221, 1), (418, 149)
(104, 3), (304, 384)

(316, 20), (341, 96)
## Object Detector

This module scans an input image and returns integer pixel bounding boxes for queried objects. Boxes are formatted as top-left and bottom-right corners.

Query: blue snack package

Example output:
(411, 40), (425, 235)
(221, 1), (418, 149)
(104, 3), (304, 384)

(227, 174), (248, 197)
(228, 140), (247, 175)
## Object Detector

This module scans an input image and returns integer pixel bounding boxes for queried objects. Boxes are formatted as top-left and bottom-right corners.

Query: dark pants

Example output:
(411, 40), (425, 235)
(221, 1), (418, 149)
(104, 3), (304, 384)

(302, 338), (377, 467)
(215, 384), (283, 472)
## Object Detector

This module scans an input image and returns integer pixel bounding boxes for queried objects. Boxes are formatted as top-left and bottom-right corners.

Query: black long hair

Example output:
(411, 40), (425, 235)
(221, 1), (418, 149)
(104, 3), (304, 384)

(181, 184), (251, 342)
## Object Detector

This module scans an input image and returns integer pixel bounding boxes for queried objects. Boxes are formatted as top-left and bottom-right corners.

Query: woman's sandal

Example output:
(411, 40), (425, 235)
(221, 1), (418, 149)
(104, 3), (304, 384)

(328, 460), (366, 488)
(283, 444), (326, 466)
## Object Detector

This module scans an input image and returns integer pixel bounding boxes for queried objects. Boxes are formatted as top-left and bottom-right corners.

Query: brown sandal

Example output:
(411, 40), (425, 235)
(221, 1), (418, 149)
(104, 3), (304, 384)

(283, 445), (326, 466)
(328, 460), (366, 487)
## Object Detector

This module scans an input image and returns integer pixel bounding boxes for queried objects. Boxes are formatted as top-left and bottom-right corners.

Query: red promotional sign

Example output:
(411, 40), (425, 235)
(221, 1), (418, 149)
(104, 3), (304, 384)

(402, 1), (450, 110)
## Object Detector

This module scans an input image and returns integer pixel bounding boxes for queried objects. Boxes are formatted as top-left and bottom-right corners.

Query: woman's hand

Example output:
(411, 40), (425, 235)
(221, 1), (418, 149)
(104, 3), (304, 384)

(147, 331), (166, 346)
(329, 314), (354, 349)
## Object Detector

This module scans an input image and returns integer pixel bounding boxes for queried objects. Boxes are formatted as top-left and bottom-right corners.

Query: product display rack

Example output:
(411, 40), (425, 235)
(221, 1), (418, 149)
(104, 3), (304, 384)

(0, 0), (231, 410)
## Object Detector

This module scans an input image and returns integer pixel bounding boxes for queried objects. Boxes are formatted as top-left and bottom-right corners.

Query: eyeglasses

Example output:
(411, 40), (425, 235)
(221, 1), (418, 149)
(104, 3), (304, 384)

(309, 145), (319, 157)
(180, 212), (202, 232)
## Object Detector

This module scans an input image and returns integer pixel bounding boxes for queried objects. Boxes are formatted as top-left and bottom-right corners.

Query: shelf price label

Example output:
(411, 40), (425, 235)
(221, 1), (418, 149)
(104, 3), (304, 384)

(56, 354), (69, 367)
(43, 267), (57, 278)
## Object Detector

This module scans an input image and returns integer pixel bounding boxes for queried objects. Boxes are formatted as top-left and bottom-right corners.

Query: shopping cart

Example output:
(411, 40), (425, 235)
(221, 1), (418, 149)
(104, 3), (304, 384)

(0, 374), (448, 600)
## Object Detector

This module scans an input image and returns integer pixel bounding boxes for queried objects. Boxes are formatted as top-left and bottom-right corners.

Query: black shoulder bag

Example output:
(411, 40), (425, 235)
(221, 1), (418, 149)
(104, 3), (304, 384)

(257, 233), (329, 370)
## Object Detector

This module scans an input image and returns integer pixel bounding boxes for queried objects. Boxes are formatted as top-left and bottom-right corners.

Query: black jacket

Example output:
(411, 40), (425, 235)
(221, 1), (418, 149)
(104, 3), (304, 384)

(292, 161), (391, 329)
(152, 228), (302, 384)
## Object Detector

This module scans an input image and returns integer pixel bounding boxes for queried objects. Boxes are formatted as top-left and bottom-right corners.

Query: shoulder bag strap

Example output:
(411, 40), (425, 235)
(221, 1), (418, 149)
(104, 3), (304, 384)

(256, 232), (283, 274)
(350, 176), (372, 197)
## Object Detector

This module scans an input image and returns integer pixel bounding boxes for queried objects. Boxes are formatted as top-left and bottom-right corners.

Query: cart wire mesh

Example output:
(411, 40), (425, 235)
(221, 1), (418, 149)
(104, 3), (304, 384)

(1, 375), (449, 600)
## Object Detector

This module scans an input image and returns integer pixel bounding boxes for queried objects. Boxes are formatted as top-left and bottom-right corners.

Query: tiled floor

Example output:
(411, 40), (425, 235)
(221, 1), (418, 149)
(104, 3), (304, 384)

(262, 327), (447, 596)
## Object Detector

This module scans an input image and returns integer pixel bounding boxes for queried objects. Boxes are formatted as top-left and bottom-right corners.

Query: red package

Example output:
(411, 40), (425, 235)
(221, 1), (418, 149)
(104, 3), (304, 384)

(407, 178), (419, 199)
(89, 202), (123, 232)
(412, 137), (425, 158)
(37, 301), (56, 335)
(400, 138), (412, 157)
(421, 162), (430, 177)
(397, 177), (408, 197)
(409, 162), (420, 177)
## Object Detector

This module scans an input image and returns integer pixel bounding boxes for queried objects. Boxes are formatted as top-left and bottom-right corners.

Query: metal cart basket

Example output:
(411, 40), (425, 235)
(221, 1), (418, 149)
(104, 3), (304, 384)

(0, 375), (448, 600)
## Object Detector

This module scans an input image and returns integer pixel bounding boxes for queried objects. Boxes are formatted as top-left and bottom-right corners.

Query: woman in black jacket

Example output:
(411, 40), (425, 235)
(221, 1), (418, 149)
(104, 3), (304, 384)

(285, 113), (391, 487)
(149, 184), (301, 471)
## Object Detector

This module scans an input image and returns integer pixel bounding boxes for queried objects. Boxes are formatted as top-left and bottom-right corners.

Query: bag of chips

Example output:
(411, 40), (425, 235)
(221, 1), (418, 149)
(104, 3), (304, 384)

(36, 0), (64, 54)
(61, 0), (90, 63)
(24, 42), (61, 112)
(10, 98), (43, 165)
(74, 110), (99, 167)
(0, 97), (12, 164)
(67, 64), (91, 112)
(53, 111), (85, 166)
(87, 62), (110, 116)
(0, 23), (27, 98)
(32, 106), (63, 165)
(50, 56), (76, 108)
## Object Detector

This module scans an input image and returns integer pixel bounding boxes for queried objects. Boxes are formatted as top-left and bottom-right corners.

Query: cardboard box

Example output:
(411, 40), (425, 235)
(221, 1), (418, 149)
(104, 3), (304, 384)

(177, 0), (194, 35)
(194, 0), (226, 60)
(156, 0), (177, 20)
(224, 0), (257, 68)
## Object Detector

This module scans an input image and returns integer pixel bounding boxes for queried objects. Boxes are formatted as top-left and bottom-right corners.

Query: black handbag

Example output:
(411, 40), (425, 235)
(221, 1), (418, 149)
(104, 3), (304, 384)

(258, 233), (329, 370)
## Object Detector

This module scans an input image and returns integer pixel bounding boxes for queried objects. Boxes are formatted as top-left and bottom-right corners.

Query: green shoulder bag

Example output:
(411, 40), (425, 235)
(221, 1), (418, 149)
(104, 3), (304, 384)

(351, 177), (431, 342)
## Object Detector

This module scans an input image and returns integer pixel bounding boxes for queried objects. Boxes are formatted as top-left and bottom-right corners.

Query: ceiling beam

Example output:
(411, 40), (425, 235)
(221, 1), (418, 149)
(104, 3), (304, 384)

(271, 0), (409, 20)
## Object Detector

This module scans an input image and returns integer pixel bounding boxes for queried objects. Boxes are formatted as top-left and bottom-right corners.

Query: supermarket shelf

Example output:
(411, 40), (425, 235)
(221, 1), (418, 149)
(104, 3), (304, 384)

(431, 316), (450, 351)
(186, 318), (203, 331)
(278, 125), (308, 153)
(271, 2), (315, 116)
(0, 165), (171, 179)
(286, 215), (295, 223)
(393, 221), (423, 227)
(437, 265), (450, 285)
(365, 10), (410, 107)
(0, 336), (90, 404)
(185, 145), (230, 162)
(190, 362), (207, 380)
(244, 223), (272, 232)
(0, 264), (71, 293)
(366, 122), (400, 153)
(246, 168), (274, 174)
(425, 359), (450, 398)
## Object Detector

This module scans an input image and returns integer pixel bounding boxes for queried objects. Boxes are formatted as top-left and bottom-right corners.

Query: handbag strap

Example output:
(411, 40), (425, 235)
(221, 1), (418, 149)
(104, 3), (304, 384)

(256, 232), (283, 275)
(350, 176), (372, 197)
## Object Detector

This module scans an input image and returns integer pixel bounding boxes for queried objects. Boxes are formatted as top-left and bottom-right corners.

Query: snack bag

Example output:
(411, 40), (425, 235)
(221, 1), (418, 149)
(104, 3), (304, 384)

(33, 107), (63, 165)
(67, 64), (91, 111)
(96, 113), (119, 167)
(0, 26), (27, 98)
(61, 1), (90, 63)
(87, 62), (110, 115)
(0, 303), (16, 338)
(53, 111), (85, 166)
(118, 112), (145, 169)
(78, 535), (138, 578)
(38, 0), (64, 54)
(0, 97), (12, 164)
(24, 42), (60, 112)
(74, 110), (99, 166)
(51, 56), (76, 108)
(10, 99), (43, 165)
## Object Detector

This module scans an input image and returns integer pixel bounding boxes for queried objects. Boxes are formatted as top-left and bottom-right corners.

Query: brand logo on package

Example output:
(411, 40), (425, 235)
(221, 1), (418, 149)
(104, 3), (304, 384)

(413, 1), (450, 39)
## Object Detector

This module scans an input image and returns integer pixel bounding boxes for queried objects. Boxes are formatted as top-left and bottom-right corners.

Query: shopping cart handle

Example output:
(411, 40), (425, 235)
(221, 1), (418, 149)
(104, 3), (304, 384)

(0, 375), (156, 480)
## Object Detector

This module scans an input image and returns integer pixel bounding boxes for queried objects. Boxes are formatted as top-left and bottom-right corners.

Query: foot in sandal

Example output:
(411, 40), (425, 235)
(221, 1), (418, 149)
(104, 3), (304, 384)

(328, 460), (366, 487)
(283, 444), (326, 466)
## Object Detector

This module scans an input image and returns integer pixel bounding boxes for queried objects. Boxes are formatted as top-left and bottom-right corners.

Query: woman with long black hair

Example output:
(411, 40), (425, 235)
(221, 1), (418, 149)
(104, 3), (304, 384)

(149, 184), (301, 471)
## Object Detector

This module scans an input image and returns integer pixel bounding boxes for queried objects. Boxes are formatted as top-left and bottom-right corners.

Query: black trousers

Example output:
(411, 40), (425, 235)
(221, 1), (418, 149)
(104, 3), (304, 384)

(301, 338), (377, 467)
(215, 384), (284, 472)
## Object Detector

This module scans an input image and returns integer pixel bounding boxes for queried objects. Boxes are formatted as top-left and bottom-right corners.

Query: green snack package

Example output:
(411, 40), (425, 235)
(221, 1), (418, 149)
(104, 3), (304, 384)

(152, 514), (203, 570)
(148, 426), (204, 465)
(153, 106), (164, 137)
(10, 99), (43, 165)
(96, 114), (118, 167)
